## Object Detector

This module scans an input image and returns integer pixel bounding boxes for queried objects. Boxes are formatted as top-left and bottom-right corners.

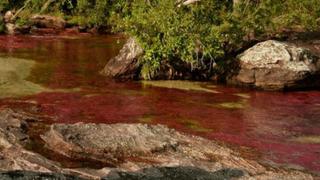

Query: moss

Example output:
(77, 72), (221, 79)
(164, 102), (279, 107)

(142, 81), (219, 93)
(0, 57), (48, 98)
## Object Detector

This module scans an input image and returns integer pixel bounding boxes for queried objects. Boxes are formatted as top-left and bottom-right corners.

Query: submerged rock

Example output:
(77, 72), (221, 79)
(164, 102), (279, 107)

(228, 40), (320, 90)
(0, 57), (48, 98)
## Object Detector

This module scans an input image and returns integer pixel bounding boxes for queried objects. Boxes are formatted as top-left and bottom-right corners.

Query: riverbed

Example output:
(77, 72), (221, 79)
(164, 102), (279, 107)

(0, 35), (319, 175)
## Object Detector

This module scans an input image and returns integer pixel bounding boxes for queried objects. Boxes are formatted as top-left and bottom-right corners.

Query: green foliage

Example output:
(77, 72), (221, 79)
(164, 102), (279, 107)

(114, 0), (320, 79)
(234, 0), (320, 37)
(0, 0), (9, 33)
(2, 0), (320, 78)
(0, 1), (8, 12)
(11, 0), (129, 28)
(0, 20), (5, 34)
(114, 0), (239, 79)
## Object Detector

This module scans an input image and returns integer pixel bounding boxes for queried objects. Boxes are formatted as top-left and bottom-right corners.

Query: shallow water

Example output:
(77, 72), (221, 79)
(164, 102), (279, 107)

(0, 35), (319, 174)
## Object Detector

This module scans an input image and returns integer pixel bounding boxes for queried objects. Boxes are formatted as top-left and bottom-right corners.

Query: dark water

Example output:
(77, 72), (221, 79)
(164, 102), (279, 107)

(0, 35), (319, 174)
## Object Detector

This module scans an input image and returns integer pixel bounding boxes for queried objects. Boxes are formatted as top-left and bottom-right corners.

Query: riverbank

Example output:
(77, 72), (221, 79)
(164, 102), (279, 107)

(0, 108), (315, 179)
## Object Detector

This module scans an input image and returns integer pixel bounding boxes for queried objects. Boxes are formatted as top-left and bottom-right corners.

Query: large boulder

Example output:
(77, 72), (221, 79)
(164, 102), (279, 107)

(228, 40), (320, 90)
(101, 38), (143, 79)
(0, 108), (314, 179)
(41, 123), (313, 179)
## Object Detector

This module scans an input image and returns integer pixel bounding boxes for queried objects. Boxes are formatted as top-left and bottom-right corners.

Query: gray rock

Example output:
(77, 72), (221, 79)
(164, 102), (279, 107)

(0, 171), (85, 180)
(5, 23), (15, 35)
(4, 11), (13, 23)
(228, 40), (320, 90)
(0, 109), (314, 179)
(103, 167), (244, 180)
(101, 38), (144, 79)
(41, 123), (313, 180)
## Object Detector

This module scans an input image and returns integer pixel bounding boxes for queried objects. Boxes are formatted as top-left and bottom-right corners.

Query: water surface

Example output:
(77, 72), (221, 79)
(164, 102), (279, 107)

(0, 35), (319, 174)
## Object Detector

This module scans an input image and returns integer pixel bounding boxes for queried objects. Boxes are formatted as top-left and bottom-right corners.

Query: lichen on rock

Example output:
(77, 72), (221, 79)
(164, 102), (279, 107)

(228, 40), (320, 90)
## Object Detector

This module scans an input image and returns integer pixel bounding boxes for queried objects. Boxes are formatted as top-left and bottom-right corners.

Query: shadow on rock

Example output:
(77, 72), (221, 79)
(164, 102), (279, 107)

(0, 170), (85, 180)
(103, 166), (244, 180)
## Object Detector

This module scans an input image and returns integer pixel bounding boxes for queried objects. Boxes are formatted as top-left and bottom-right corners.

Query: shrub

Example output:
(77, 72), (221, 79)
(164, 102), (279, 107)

(0, 0), (9, 33)
(113, 0), (242, 79)
(113, 0), (320, 79)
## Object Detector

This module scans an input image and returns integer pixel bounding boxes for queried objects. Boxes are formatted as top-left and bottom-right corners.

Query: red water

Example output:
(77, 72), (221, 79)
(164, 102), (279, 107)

(0, 35), (319, 174)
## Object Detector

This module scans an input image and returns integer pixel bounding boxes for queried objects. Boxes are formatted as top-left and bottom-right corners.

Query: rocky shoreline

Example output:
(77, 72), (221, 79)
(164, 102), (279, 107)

(1, 12), (102, 36)
(0, 108), (315, 179)
(102, 38), (320, 91)
(1, 11), (320, 91)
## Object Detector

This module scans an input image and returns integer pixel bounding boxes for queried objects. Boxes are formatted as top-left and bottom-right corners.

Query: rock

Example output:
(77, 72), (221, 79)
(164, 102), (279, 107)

(30, 15), (66, 29)
(4, 23), (31, 35)
(30, 27), (61, 35)
(0, 108), (109, 179)
(101, 38), (144, 79)
(0, 108), (314, 179)
(0, 109), (30, 146)
(0, 109), (61, 174)
(103, 167), (244, 180)
(102, 38), (214, 80)
(0, 171), (85, 180)
(5, 23), (15, 35)
(228, 40), (320, 90)
(4, 11), (14, 23)
(41, 123), (181, 166)
(41, 123), (313, 179)
(14, 25), (31, 34)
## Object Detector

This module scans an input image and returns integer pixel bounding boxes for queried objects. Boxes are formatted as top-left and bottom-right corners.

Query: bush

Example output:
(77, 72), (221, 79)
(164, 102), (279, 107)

(113, 0), (320, 79)
(2, 0), (320, 78)
(0, 0), (9, 33)
(113, 0), (239, 79)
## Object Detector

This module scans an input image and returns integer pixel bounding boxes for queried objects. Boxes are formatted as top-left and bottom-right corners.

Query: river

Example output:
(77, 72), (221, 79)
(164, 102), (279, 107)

(0, 35), (319, 175)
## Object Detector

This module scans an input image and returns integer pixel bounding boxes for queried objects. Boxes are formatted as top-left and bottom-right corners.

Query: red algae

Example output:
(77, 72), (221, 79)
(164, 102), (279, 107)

(0, 35), (320, 174)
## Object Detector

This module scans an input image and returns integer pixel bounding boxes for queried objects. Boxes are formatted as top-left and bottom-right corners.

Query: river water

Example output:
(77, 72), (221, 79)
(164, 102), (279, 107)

(0, 35), (319, 174)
